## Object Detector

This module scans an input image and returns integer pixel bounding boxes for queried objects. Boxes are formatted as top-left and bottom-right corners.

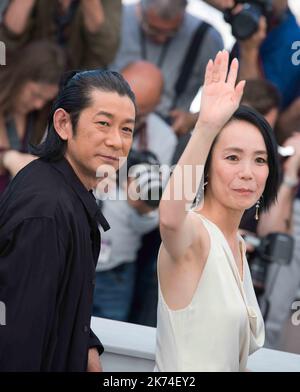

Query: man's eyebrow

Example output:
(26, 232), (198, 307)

(94, 111), (135, 124)
(94, 110), (113, 118)
(223, 147), (268, 155)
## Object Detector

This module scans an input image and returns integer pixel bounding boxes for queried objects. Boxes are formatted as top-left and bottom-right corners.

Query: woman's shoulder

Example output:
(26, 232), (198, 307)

(188, 210), (214, 236)
(159, 210), (211, 264)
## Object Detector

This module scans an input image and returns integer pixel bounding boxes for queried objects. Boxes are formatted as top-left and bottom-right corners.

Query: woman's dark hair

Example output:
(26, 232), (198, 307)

(30, 69), (136, 161)
(203, 105), (280, 211)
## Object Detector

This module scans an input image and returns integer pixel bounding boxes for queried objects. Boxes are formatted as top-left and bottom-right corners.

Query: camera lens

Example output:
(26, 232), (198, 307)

(127, 149), (162, 208)
(224, 2), (266, 40)
(135, 166), (163, 208)
(250, 257), (268, 296)
(231, 6), (260, 39)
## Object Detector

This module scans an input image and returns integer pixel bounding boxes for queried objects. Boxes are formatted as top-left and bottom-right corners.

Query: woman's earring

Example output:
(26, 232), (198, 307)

(255, 198), (261, 221)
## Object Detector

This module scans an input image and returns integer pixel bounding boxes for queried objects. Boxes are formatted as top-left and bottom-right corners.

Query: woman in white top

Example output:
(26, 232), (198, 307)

(155, 51), (280, 371)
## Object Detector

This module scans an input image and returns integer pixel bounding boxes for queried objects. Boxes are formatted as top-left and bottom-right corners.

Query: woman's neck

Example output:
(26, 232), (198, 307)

(198, 198), (243, 243)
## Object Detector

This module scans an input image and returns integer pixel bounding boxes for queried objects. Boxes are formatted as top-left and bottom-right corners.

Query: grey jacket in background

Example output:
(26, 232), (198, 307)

(111, 3), (223, 117)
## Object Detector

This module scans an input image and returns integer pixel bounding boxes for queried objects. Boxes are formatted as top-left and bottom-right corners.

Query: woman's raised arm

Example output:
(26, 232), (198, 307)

(159, 50), (245, 260)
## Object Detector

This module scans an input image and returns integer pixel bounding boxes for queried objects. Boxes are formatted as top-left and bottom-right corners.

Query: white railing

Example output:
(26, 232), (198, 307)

(91, 317), (300, 372)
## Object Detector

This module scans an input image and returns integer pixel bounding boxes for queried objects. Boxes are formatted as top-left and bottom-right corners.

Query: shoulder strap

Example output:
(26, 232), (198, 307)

(5, 118), (21, 150)
(5, 113), (35, 152)
(172, 21), (211, 109)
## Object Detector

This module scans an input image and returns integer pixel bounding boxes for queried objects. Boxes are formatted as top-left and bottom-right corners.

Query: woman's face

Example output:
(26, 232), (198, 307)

(206, 119), (269, 212)
(15, 81), (58, 115)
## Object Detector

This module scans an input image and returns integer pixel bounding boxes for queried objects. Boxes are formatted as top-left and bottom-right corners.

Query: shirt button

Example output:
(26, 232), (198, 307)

(83, 325), (89, 333)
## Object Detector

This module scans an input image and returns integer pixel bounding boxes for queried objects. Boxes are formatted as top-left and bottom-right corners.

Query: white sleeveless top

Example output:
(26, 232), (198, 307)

(155, 212), (265, 372)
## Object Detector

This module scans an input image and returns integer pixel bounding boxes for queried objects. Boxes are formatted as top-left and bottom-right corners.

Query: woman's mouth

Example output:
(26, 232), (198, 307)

(233, 188), (254, 195)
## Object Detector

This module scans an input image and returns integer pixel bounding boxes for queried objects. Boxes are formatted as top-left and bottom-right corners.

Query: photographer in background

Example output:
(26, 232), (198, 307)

(168, 0), (300, 142)
(121, 60), (177, 168)
(0, 40), (65, 194)
(111, 0), (223, 132)
(227, 0), (300, 144)
(93, 150), (161, 322)
(93, 60), (175, 322)
(120, 61), (177, 327)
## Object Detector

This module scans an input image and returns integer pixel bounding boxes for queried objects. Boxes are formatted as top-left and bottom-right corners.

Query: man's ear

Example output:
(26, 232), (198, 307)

(53, 108), (73, 141)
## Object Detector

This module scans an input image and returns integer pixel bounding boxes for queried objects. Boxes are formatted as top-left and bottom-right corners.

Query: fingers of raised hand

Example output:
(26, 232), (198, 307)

(234, 80), (246, 103)
(206, 51), (230, 84)
(226, 57), (239, 87)
(211, 50), (223, 83)
(219, 50), (229, 82)
(204, 58), (213, 85)
(204, 51), (245, 105)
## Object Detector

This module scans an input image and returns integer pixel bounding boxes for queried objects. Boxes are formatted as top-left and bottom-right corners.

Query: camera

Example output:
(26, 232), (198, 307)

(126, 149), (163, 208)
(224, 0), (272, 40)
(243, 232), (294, 296)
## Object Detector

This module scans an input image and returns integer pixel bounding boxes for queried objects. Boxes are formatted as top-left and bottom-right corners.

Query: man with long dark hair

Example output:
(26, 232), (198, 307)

(0, 69), (136, 371)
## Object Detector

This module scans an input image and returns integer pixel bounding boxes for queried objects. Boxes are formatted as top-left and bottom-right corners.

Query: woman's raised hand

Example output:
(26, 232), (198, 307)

(196, 50), (245, 135)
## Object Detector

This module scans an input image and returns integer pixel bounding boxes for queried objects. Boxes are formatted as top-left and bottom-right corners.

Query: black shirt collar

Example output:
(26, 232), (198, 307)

(49, 158), (110, 232)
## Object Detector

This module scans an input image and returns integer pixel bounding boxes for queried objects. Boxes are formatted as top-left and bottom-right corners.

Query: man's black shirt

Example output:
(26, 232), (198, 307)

(0, 158), (110, 371)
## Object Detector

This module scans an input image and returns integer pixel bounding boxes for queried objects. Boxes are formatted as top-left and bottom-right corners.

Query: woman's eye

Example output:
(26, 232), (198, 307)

(256, 157), (267, 164)
(226, 155), (238, 161)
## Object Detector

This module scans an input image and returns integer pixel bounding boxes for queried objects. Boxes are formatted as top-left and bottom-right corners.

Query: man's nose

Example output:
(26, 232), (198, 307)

(105, 126), (123, 149)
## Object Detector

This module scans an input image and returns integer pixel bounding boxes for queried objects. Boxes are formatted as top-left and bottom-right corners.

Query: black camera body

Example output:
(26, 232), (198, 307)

(244, 232), (294, 296)
(224, 0), (272, 40)
(126, 149), (163, 209)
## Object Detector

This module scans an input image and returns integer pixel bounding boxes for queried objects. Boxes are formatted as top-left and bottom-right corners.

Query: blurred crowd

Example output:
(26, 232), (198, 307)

(0, 0), (300, 353)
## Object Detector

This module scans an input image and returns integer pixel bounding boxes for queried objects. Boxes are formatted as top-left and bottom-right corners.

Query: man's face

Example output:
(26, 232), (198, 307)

(141, 8), (183, 44)
(65, 90), (136, 189)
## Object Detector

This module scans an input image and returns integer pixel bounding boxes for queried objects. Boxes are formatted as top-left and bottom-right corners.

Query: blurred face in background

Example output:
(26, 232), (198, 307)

(15, 81), (58, 115)
(140, 8), (183, 44)
(204, 0), (235, 11)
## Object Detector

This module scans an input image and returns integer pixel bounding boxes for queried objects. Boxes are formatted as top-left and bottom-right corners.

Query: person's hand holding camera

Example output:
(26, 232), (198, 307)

(237, 15), (267, 79)
(239, 15), (267, 52)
